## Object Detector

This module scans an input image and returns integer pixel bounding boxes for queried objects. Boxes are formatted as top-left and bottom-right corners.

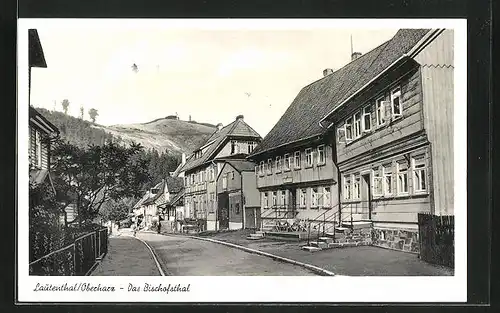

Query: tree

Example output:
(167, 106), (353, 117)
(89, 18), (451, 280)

(51, 139), (150, 227)
(99, 198), (131, 224)
(80, 106), (84, 119)
(61, 99), (70, 115)
(88, 108), (99, 124)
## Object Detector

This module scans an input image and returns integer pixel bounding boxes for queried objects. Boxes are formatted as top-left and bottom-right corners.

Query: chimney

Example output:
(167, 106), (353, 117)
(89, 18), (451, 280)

(236, 114), (244, 121)
(351, 52), (362, 61)
(216, 123), (223, 131)
(323, 68), (334, 77)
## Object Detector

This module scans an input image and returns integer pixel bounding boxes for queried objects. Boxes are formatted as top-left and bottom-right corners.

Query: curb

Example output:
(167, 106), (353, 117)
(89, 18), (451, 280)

(173, 234), (336, 276)
(123, 235), (166, 276)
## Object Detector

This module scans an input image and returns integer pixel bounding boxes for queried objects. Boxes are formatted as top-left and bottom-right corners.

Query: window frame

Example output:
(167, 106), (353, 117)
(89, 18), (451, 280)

(375, 96), (386, 127)
(272, 191), (277, 207)
(353, 112), (362, 138)
(362, 105), (372, 132)
(317, 145), (325, 165)
(353, 173), (361, 199)
(262, 192), (269, 208)
(323, 187), (331, 207)
(305, 148), (313, 168)
(412, 155), (427, 193)
(259, 161), (264, 176)
(267, 159), (272, 175)
(345, 117), (353, 141)
(343, 175), (352, 200)
(222, 174), (228, 190)
(311, 187), (319, 208)
(280, 190), (286, 207)
(299, 189), (307, 208)
(383, 164), (393, 196)
(372, 166), (383, 196)
(275, 156), (282, 173)
(284, 153), (291, 171)
(391, 86), (403, 118)
(397, 161), (409, 195)
(294, 151), (301, 169)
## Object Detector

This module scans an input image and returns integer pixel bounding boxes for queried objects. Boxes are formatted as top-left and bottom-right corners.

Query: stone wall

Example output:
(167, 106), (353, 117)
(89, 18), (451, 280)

(336, 226), (373, 245)
(372, 227), (419, 253)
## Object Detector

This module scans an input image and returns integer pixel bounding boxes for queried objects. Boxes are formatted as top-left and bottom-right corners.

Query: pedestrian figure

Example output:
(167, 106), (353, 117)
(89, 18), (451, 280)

(157, 220), (162, 234)
(133, 223), (137, 237)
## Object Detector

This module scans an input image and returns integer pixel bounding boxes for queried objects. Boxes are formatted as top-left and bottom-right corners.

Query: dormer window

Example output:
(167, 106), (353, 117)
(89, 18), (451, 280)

(150, 188), (159, 194)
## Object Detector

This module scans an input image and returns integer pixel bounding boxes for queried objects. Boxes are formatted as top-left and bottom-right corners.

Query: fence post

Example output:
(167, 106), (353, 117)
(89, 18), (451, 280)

(323, 212), (326, 236)
(307, 219), (310, 246)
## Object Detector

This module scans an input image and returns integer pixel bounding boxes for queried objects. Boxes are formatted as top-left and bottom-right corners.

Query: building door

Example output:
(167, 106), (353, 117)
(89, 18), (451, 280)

(218, 192), (229, 229)
(245, 207), (256, 229)
(361, 174), (372, 220)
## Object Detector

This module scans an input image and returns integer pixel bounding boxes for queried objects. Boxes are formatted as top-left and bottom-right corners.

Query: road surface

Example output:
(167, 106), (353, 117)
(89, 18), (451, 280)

(137, 232), (316, 276)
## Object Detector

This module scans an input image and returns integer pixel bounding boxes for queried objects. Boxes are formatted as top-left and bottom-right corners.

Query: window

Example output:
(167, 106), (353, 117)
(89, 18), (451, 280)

(305, 148), (313, 167)
(35, 130), (42, 168)
(373, 167), (383, 196)
(235, 203), (240, 215)
(231, 171), (235, 180)
(222, 174), (227, 190)
(262, 192), (268, 208)
(247, 142), (255, 154)
(272, 191), (277, 207)
(362, 105), (372, 132)
(397, 161), (409, 194)
(284, 154), (291, 171)
(324, 187), (331, 207)
(344, 175), (352, 200)
(353, 174), (361, 199)
(413, 155), (427, 192)
(231, 140), (240, 154)
(280, 190), (286, 207)
(259, 161), (264, 176)
(383, 164), (393, 195)
(294, 151), (301, 169)
(375, 97), (385, 126)
(276, 156), (282, 173)
(345, 118), (353, 141)
(267, 159), (272, 175)
(317, 145), (325, 165)
(353, 112), (362, 138)
(391, 87), (402, 118)
(311, 188), (318, 207)
(299, 189), (307, 208)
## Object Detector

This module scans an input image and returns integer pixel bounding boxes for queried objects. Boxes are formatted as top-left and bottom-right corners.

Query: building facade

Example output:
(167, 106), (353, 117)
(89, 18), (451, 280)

(179, 115), (262, 231)
(319, 29), (454, 252)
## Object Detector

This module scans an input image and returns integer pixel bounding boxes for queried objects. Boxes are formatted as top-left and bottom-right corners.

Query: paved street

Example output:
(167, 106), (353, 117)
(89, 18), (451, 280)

(91, 234), (161, 276)
(136, 232), (316, 276)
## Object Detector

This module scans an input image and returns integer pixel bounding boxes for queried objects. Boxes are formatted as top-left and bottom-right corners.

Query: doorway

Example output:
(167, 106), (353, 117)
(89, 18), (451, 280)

(361, 174), (372, 220)
(217, 192), (229, 229)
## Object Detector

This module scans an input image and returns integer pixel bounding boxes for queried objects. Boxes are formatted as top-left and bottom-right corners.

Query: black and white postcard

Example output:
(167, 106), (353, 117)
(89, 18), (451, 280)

(18, 18), (467, 303)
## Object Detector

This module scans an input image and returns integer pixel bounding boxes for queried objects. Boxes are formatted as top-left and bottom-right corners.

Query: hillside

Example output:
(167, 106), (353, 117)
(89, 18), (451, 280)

(35, 108), (216, 155)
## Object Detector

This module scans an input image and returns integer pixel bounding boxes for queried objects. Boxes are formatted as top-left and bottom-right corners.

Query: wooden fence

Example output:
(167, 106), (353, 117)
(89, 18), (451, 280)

(417, 213), (454, 268)
(29, 227), (108, 276)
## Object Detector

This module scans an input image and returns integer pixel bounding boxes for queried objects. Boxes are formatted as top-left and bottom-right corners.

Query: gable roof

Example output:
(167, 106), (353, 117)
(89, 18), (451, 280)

(224, 160), (256, 173)
(178, 117), (261, 173)
(142, 180), (165, 205)
(249, 29), (430, 157)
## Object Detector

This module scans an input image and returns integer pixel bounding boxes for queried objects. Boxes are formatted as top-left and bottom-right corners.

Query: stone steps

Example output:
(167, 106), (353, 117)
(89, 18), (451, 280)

(301, 239), (373, 252)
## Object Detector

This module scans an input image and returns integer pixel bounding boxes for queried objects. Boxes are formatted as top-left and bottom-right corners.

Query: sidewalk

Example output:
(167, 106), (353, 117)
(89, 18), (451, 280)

(193, 230), (454, 276)
(91, 233), (161, 276)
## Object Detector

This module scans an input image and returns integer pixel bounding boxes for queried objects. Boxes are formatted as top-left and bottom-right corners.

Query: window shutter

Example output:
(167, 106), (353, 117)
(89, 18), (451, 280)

(337, 128), (346, 143)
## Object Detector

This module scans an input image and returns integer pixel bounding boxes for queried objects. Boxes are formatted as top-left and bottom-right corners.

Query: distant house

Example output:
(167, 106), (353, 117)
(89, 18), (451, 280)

(178, 115), (262, 231)
(28, 29), (60, 208)
(133, 176), (184, 229)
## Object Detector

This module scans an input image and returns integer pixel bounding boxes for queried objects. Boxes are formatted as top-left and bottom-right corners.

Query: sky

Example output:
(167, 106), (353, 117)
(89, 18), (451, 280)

(29, 24), (398, 137)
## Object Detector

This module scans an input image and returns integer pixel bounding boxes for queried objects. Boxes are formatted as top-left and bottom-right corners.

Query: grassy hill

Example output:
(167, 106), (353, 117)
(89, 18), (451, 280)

(35, 108), (216, 155)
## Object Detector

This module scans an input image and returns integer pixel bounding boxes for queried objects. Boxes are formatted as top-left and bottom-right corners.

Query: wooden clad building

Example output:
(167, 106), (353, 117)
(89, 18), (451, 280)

(319, 29), (454, 252)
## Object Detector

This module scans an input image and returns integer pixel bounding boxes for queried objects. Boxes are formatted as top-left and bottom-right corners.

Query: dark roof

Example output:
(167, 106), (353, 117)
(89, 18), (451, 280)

(250, 29), (430, 157)
(178, 118), (261, 173)
(29, 106), (59, 134)
(29, 29), (47, 68)
(142, 180), (165, 205)
(165, 176), (184, 193)
(224, 160), (256, 173)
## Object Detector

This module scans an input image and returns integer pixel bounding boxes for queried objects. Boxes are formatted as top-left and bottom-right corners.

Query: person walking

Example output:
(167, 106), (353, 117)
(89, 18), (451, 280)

(157, 219), (162, 234)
